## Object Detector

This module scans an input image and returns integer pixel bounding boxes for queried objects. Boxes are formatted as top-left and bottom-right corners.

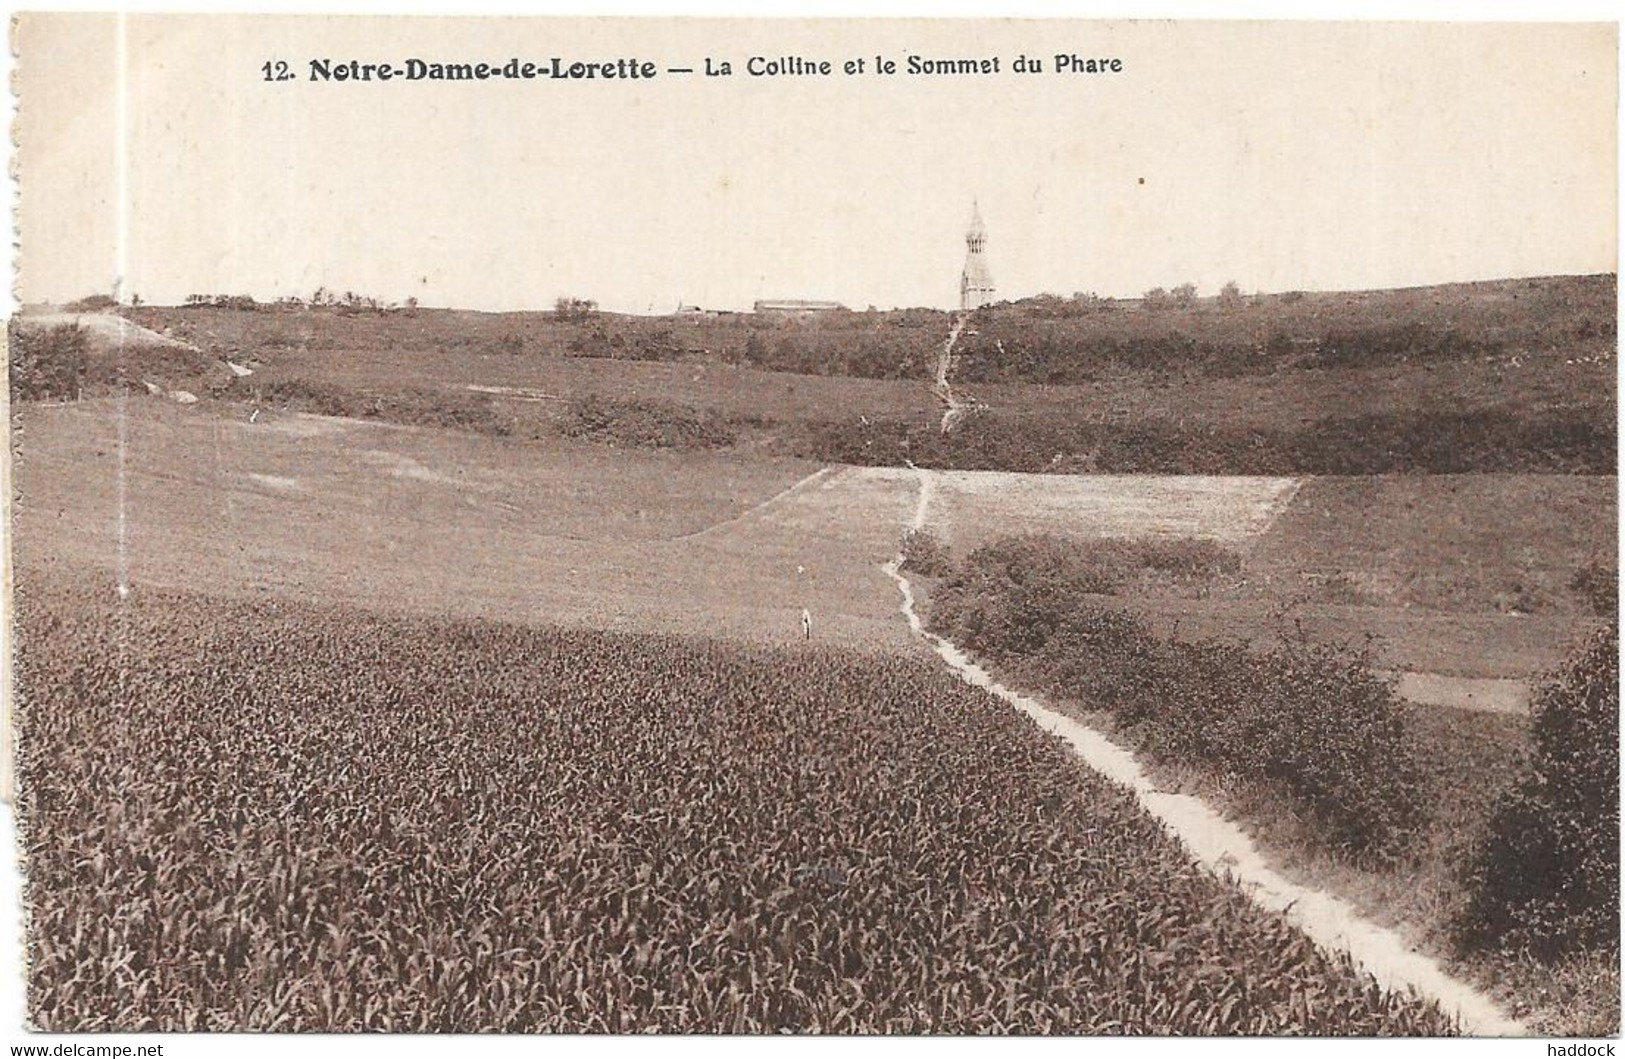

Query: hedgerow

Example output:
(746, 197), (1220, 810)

(250, 378), (519, 435)
(930, 539), (1428, 857)
(790, 404), (1614, 475)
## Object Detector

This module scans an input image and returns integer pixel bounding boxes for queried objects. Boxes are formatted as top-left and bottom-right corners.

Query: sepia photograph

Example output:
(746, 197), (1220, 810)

(5, 10), (1619, 1040)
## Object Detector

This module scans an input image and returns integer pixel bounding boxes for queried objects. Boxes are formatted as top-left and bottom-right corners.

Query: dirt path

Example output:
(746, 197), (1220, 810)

(884, 465), (1525, 1037)
(933, 313), (972, 433)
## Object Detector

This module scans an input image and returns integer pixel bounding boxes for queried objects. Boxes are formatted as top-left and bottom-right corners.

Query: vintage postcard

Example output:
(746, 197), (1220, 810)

(6, 12), (1618, 1042)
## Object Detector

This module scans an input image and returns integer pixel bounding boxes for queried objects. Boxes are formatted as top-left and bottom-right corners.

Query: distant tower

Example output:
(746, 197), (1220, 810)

(959, 200), (996, 310)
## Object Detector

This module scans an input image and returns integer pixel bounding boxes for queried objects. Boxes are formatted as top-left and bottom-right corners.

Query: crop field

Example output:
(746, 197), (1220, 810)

(224, 324), (1608, 432)
(1150, 474), (1613, 682)
(250, 346), (933, 426)
(1114, 598), (1589, 682)
(15, 398), (821, 542)
(16, 574), (1459, 1034)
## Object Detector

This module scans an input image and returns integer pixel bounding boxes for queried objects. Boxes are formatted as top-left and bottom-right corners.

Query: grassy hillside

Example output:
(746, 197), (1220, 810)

(11, 400), (919, 651)
(1248, 476), (1617, 615)
(16, 273), (1616, 475)
(956, 275), (1616, 384)
(119, 273), (1616, 386)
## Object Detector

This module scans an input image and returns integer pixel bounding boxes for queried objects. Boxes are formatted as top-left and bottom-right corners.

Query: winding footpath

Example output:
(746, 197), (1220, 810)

(883, 465), (1526, 1037)
(933, 313), (972, 433)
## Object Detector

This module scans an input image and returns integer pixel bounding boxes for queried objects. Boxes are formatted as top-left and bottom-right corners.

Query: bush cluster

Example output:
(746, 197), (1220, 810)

(184, 293), (263, 311)
(1306, 323), (1500, 370)
(1570, 561), (1618, 618)
(945, 277), (1614, 386)
(251, 378), (519, 435)
(9, 323), (88, 401)
(897, 527), (953, 577)
(930, 539), (1427, 857)
(1457, 623), (1620, 958)
(922, 535), (1237, 642)
(951, 319), (1508, 386)
(561, 394), (743, 450)
(557, 314), (944, 380)
(62, 294), (119, 312)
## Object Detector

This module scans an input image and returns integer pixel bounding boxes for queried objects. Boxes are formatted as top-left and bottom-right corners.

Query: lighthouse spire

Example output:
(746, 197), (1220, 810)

(959, 199), (995, 309)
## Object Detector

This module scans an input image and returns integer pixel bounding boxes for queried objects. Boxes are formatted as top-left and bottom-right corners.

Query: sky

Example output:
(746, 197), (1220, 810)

(16, 15), (1618, 313)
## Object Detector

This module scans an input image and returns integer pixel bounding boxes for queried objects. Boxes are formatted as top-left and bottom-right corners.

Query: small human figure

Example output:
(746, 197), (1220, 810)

(801, 608), (812, 641)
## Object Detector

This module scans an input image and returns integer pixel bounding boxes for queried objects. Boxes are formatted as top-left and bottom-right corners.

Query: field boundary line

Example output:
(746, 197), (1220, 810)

(672, 466), (835, 541)
(1254, 474), (1308, 538)
(884, 466), (1526, 1038)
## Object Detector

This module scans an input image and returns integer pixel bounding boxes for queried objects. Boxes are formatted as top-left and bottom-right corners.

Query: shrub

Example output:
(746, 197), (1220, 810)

(489, 331), (526, 356)
(553, 297), (597, 322)
(1129, 537), (1242, 580)
(1456, 623), (1620, 958)
(184, 293), (261, 311)
(1058, 619), (1423, 857)
(561, 394), (739, 450)
(916, 534), (1236, 620)
(10, 324), (88, 401)
(1571, 562), (1618, 618)
(252, 379), (516, 436)
(1306, 324), (1501, 370)
(931, 536), (1125, 655)
(898, 527), (952, 577)
(62, 293), (118, 313)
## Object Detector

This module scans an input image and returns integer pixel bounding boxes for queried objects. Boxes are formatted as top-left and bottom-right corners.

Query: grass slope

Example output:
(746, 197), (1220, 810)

(1248, 476), (1617, 615)
(12, 400), (916, 650)
(74, 273), (1612, 477)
